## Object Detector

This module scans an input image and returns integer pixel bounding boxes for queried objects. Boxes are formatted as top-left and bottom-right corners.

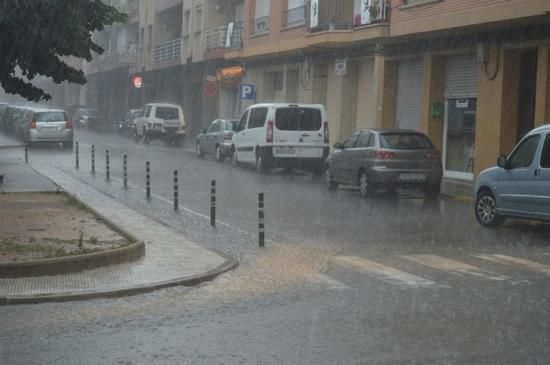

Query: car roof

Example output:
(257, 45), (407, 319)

(531, 124), (550, 133)
(363, 128), (428, 135)
(249, 103), (325, 109)
(146, 103), (181, 108)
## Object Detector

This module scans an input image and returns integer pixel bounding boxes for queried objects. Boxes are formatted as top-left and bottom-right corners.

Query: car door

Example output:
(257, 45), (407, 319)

(532, 132), (550, 220)
(205, 120), (219, 153)
(233, 110), (250, 161)
(332, 131), (360, 183)
(351, 130), (375, 181)
(497, 133), (542, 216)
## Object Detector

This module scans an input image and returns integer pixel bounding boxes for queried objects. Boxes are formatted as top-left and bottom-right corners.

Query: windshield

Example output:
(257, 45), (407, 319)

(34, 111), (67, 122)
(275, 107), (322, 131)
(155, 107), (178, 120)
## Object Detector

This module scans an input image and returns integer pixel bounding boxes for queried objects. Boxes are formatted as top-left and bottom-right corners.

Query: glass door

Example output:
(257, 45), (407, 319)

(442, 98), (477, 181)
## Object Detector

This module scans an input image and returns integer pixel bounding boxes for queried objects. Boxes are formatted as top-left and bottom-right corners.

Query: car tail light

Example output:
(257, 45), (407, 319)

(266, 120), (274, 143)
(27, 120), (36, 129)
(374, 150), (396, 159)
(224, 132), (233, 140)
(65, 118), (73, 129)
(323, 121), (329, 144)
(425, 151), (440, 159)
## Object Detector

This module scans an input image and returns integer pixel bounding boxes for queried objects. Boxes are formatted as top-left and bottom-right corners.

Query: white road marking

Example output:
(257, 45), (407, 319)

(332, 256), (436, 288)
(474, 254), (550, 275)
(309, 274), (351, 290)
(402, 254), (509, 281)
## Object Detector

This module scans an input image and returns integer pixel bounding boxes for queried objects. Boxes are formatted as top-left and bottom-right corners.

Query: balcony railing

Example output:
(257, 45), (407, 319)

(205, 23), (243, 52)
(99, 44), (137, 68)
(353, 0), (390, 27)
(154, 0), (182, 12)
(306, 0), (354, 32)
(153, 38), (182, 64)
(283, 5), (307, 29)
(250, 15), (270, 35)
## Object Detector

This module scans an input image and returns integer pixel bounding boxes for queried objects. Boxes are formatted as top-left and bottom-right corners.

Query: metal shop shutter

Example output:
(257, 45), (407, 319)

(444, 54), (479, 98)
(396, 58), (423, 131)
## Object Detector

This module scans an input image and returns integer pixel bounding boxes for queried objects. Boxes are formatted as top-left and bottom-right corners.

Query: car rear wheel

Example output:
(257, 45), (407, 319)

(256, 152), (268, 174)
(196, 142), (204, 158)
(231, 148), (238, 166)
(325, 166), (338, 191)
(215, 146), (225, 162)
(359, 171), (376, 198)
(475, 190), (504, 228)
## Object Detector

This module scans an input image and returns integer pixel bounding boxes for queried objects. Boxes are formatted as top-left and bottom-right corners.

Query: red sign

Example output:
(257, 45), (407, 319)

(204, 81), (218, 97)
(132, 76), (142, 88)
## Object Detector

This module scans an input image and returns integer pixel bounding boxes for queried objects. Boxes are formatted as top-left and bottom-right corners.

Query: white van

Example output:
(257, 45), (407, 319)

(231, 103), (330, 173)
(134, 103), (186, 145)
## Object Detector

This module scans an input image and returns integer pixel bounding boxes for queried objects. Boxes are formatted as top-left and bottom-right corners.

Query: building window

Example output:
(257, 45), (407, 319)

(195, 5), (203, 33)
(251, 0), (270, 35)
(183, 10), (191, 37)
(139, 27), (144, 50)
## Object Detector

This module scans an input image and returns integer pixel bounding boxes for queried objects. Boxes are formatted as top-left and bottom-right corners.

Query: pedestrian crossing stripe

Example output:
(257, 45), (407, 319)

(473, 254), (550, 274)
(332, 256), (436, 288)
(401, 254), (509, 281)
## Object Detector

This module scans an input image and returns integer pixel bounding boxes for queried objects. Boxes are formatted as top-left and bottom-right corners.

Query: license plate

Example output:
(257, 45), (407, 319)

(276, 147), (296, 155)
(41, 126), (58, 132)
(153, 125), (162, 131)
(399, 173), (425, 181)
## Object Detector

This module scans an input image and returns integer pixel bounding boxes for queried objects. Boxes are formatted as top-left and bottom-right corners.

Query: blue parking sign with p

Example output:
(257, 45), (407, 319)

(239, 84), (255, 100)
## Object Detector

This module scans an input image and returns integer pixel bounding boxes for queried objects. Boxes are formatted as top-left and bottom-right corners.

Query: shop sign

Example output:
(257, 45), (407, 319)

(204, 81), (218, 97)
(132, 76), (142, 88)
(335, 59), (347, 76)
(456, 99), (469, 108)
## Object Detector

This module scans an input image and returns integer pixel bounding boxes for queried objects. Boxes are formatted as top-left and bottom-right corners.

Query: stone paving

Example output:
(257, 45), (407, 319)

(0, 158), (235, 303)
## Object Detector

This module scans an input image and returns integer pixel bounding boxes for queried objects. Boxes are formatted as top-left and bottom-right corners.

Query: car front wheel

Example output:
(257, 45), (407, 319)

(216, 146), (225, 162)
(196, 142), (204, 158)
(325, 166), (338, 190)
(475, 190), (504, 228)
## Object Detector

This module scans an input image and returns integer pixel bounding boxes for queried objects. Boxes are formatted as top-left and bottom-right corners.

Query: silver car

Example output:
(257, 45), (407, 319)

(196, 119), (238, 162)
(325, 129), (443, 198)
(475, 124), (550, 227)
(24, 108), (73, 149)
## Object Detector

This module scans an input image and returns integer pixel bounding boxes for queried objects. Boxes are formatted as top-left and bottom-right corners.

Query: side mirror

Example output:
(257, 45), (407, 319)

(333, 142), (343, 150)
(497, 155), (509, 169)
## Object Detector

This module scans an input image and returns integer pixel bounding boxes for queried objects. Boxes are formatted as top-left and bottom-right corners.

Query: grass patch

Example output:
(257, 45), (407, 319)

(0, 242), (56, 256)
(65, 194), (88, 211)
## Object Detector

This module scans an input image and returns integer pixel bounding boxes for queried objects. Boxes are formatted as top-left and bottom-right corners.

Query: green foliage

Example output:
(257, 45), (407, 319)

(0, 0), (127, 101)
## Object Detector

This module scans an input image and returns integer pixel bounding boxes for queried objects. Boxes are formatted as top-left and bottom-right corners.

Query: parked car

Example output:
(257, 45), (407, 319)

(196, 119), (238, 161)
(325, 129), (442, 198)
(0, 103), (8, 130)
(23, 108), (73, 149)
(475, 124), (550, 227)
(134, 103), (186, 145)
(231, 103), (330, 173)
(119, 109), (142, 137)
(2, 106), (26, 135)
(73, 108), (97, 129)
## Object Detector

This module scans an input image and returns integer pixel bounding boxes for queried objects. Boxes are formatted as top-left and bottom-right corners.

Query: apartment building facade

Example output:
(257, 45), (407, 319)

(79, 0), (550, 188)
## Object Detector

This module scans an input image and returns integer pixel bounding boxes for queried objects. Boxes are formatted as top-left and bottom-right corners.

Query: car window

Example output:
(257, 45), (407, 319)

(379, 133), (434, 150)
(34, 111), (67, 122)
(155, 107), (178, 120)
(207, 121), (217, 133)
(238, 110), (249, 131)
(225, 121), (236, 131)
(248, 108), (268, 129)
(343, 132), (360, 149)
(275, 107), (322, 131)
(143, 105), (152, 118)
(540, 134), (550, 169)
(356, 131), (374, 148)
(508, 134), (541, 169)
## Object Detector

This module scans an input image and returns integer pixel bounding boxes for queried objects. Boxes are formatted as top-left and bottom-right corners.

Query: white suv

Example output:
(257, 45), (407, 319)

(134, 103), (186, 145)
(231, 103), (330, 173)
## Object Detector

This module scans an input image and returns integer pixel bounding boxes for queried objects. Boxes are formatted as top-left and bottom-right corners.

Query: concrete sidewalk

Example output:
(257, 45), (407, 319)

(0, 153), (237, 304)
(0, 132), (24, 149)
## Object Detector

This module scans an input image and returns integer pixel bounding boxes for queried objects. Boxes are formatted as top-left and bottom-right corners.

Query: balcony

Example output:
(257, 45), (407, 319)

(250, 15), (270, 36)
(283, 5), (307, 29)
(204, 23), (243, 58)
(153, 38), (182, 64)
(353, 0), (390, 28)
(97, 44), (137, 70)
(306, 0), (354, 33)
(154, 0), (182, 13)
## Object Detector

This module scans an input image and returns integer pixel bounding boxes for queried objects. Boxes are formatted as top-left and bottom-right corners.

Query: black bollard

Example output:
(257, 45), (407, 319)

(75, 142), (79, 169)
(24, 145), (28, 163)
(146, 161), (151, 199)
(105, 149), (110, 181)
(258, 193), (265, 248)
(174, 170), (179, 211)
(123, 154), (127, 189)
(91, 145), (95, 175)
(210, 180), (216, 227)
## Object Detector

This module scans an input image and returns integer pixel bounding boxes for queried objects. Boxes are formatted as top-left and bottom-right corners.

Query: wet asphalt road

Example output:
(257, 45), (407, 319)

(2, 129), (550, 364)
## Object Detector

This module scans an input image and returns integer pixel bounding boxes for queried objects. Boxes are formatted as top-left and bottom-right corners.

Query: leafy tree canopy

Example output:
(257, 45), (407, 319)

(0, 0), (127, 101)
